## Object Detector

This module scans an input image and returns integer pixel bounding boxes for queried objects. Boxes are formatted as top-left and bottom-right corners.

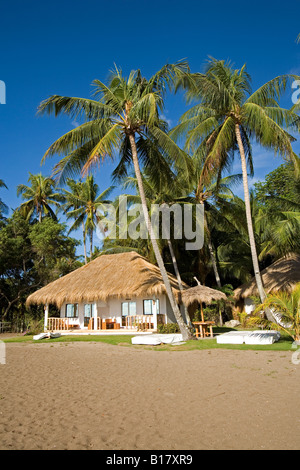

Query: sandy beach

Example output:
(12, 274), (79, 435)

(0, 340), (299, 450)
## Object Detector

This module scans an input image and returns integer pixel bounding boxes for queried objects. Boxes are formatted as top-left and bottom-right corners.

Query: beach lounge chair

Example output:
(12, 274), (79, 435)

(216, 330), (280, 345)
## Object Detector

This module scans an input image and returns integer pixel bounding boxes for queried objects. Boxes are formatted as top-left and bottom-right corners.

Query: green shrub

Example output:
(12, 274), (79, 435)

(238, 311), (248, 328)
(26, 318), (44, 335)
(157, 323), (180, 334)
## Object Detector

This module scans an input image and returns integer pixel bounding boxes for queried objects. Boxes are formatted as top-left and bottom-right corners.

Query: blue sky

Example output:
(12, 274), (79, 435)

(1, 0), (300, 250)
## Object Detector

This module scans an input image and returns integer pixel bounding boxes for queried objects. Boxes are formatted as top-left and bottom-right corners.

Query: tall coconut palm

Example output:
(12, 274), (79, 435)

(17, 173), (63, 222)
(62, 179), (87, 264)
(185, 150), (243, 288)
(173, 58), (300, 314)
(62, 176), (114, 262)
(216, 193), (265, 284)
(37, 63), (193, 340)
(122, 170), (193, 324)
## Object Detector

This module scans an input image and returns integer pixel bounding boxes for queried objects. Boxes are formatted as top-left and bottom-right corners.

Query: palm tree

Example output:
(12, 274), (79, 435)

(256, 201), (300, 261)
(62, 179), (87, 264)
(188, 152), (243, 288)
(173, 58), (300, 313)
(37, 63), (192, 340)
(62, 176), (114, 262)
(122, 170), (193, 324)
(216, 193), (264, 285)
(17, 173), (63, 223)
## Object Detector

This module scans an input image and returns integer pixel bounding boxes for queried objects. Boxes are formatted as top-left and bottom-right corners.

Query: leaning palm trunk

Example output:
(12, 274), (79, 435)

(167, 238), (192, 325)
(128, 133), (192, 340)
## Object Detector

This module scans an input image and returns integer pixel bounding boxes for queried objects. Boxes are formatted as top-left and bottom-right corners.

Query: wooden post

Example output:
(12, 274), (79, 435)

(200, 302), (204, 323)
(44, 304), (49, 332)
(152, 299), (157, 330)
(93, 303), (98, 330)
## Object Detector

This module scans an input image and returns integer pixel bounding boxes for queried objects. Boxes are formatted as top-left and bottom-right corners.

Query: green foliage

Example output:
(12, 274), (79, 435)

(0, 212), (80, 325)
(29, 217), (80, 284)
(25, 318), (44, 335)
(254, 162), (300, 210)
(157, 323), (180, 334)
(237, 311), (248, 328)
(255, 283), (300, 341)
(37, 62), (190, 184)
(17, 173), (64, 222)
(62, 176), (114, 261)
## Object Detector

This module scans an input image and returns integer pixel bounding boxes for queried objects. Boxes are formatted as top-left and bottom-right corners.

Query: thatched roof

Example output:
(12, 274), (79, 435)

(181, 285), (227, 307)
(234, 253), (300, 300)
(26, 251), (189, 308)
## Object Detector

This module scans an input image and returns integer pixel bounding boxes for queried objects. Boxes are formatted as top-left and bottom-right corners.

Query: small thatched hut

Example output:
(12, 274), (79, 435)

(27, 251), (190, 331)
(181, 285), (227, 307)
(234, 253), (300, 314)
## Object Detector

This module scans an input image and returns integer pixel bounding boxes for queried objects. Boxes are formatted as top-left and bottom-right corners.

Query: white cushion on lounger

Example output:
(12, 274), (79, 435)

(33, 333), (49, 340)
(244, 330), (281, 345)
(216, 331), (250, 344)
(131, 336), (161, 345)
(217, 330), (281, 345)
(131, 334), (183, 345)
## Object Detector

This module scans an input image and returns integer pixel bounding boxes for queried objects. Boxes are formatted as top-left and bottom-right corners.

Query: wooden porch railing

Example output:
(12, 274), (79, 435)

(48, 317), (70, 331)
(125, 315), (155, 330)
(88, 317), (101, 330)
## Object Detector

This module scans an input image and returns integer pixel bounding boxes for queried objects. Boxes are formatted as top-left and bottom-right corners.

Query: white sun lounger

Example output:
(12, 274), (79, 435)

(131, 333), (184, 346)
(244, 330), (280, 345)
(216, 330), (280, 345)
(33, 332), (61, 340)
(216, 331), (249, 344)
(33, 333), (49, 340)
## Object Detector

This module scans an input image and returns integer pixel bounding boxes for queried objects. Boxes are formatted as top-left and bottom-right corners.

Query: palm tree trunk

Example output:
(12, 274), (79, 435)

(204, 210), (222, 288)
(167, 238), (191, 325)
(82, 223), (87, 265)
(90, 228), (93, 261)
(208, 238), (221, 288)
(128, 133), (192, 340)
(235, 123), (267, 304)
(38, 205), (42, 223)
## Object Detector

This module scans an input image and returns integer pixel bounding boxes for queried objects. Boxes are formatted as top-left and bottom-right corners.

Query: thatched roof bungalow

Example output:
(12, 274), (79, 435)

(27, 251), (190, 332)
(27, 251), (187, 308)
(234, 253), (300, 314)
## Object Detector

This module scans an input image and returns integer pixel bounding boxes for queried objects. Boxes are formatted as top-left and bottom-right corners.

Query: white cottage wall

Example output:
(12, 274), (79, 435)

(58, 294), (179, 329)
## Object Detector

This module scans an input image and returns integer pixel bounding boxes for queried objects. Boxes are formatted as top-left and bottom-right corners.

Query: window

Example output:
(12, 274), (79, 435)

(143, 299), (159, 315)
(65, 303), (78, 318)
(84, 304), (94, 318)
(121, 301), (136, 316)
